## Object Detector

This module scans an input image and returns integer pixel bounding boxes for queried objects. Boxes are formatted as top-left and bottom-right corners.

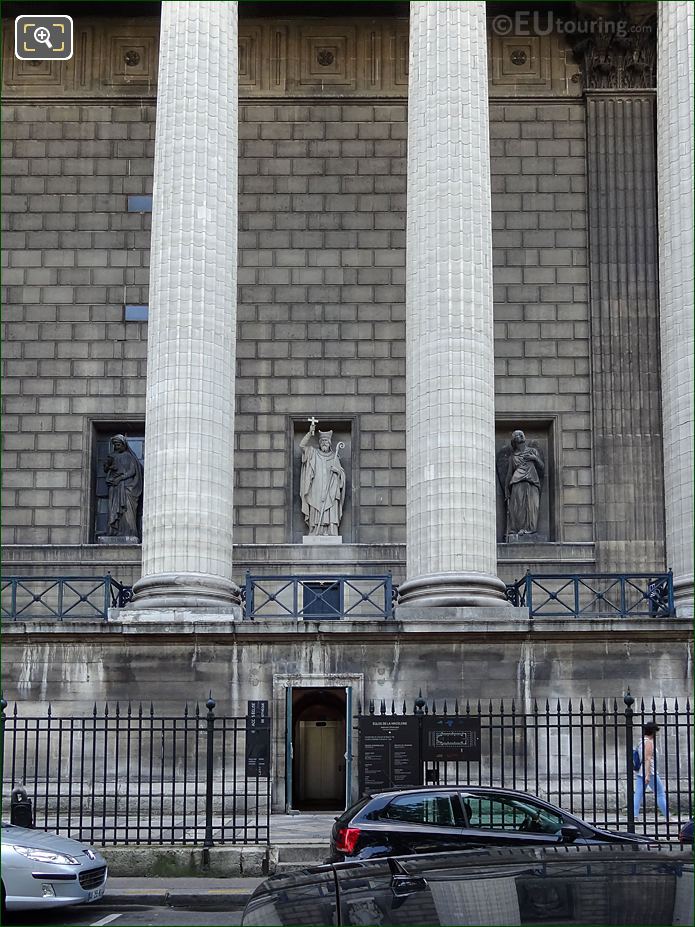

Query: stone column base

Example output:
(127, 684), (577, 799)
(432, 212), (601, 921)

(132, 572), (241, 610)
(673, 572), (694, 617)
(396, 572), (509, 609)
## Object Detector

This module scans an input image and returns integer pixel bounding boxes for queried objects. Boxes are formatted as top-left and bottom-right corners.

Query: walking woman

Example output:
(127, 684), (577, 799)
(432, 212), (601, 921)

(634, 722), (669, 819)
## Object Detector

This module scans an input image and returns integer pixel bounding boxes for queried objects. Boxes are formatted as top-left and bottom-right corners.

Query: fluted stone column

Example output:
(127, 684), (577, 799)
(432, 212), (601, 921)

(398, 2), (507, 609)
(133, 2), (240, 610)
(657, 2), (694, 615)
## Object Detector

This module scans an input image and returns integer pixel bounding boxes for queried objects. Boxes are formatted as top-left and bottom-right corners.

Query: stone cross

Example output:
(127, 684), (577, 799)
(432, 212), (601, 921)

(307, 416), (319, 431)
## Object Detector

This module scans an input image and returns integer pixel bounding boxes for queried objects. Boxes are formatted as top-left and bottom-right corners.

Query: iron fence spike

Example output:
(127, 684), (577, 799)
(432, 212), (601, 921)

(47, 703), (52, 717)
(432, 700), (436, 714)
(402, 700), (407, 715)
(93, 703), (98, 716)
(357, 700), (362, 716)
(127, 702), (132, 717)
(443, 700), (447, 714)
(13, 703), (18, 717)
(380, 699), (386, 715)
(391, 700), (395, 715)
(115, 702), (120, 717)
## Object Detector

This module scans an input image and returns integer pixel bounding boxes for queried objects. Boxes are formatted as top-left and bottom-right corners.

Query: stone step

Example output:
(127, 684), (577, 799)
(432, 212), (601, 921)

(276, 841), (330, 863)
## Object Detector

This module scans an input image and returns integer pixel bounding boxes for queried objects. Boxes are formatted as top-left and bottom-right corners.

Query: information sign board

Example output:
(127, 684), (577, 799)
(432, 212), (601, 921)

(358, 716), (420, 793)
(246, 700), (270, 777)
(422, 716), (481, 762)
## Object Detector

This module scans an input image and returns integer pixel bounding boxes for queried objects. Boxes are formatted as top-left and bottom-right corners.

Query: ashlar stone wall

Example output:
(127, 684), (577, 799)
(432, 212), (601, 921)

(3, 14), (599, 563)
(2, 95), (595, 552)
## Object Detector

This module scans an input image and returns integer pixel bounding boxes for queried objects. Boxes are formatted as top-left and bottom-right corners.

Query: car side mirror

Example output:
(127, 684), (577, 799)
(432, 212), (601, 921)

(560, 825), (579, 843)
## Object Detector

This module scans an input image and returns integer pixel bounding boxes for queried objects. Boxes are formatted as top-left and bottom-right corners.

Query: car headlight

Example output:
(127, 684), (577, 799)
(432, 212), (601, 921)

(13, 846), (80, 865)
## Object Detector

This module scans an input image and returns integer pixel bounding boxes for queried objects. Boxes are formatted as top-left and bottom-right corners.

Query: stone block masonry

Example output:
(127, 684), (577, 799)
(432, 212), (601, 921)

(491, 102), (593, 544)
(3, 93), (593, 554)
(2, 102), (153, 546)
(236, 101), (407, 544)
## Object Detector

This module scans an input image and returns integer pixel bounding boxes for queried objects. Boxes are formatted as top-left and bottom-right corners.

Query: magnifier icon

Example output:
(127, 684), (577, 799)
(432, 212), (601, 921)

(33, 26), (53, 49)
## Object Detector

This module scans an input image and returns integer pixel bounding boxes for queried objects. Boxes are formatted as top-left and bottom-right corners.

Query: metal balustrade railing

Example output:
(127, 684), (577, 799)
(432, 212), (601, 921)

(505, 571), (675, 619)
(242, 572), (396, 620)
(1, 571), (677, 621)
(1, 575), (133, 622)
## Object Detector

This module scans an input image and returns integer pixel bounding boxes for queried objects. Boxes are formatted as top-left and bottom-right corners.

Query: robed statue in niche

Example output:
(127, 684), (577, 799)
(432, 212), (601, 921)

(496, 429), (545, 541)
(104, 434), (143, 540)
(300, 418), (346, 536)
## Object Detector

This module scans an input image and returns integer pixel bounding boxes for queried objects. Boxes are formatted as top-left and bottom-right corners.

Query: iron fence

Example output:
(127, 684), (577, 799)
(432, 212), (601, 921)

(1, 575), (133, 621)
(0, 696), (270, 846)
(357, 692), (692, 841)
(243, 572), (396, 620)
(505, 571), (675, 618)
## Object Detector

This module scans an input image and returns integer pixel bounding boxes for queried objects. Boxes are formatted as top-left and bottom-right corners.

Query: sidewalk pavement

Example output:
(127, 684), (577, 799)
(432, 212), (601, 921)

(101, 820), (338, 908)
(104, 877), (266, 910)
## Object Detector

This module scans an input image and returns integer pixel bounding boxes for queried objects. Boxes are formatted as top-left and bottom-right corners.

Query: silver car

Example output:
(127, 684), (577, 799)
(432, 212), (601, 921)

(1, 823), (108, 914)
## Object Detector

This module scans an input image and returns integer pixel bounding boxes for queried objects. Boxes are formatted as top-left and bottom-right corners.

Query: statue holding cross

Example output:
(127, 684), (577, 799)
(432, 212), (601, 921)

(299, 418), (346, 537)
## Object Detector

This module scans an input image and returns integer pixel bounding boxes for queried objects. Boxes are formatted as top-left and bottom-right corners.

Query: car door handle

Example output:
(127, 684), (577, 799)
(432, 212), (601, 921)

(391, 876), (428, 897)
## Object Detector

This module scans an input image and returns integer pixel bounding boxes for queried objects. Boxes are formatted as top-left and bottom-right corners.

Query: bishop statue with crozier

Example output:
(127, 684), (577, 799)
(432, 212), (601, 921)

(300, 418), (346, 537)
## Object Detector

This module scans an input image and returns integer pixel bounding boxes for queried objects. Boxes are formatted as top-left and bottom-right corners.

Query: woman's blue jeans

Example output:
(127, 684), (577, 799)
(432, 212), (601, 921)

(634, 772), (669, 818)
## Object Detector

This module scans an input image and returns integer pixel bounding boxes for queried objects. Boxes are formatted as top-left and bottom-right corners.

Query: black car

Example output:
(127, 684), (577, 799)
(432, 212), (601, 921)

(679, 819), (694, 847)
(329, 786), (652, 861)
(242, 844), (692, 926)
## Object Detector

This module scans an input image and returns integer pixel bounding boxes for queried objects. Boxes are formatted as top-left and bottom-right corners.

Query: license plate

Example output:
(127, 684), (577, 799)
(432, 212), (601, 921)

(88, 887), (105, 902)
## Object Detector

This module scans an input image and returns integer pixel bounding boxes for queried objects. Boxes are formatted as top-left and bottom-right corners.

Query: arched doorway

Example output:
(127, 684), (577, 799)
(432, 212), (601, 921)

(291, 687), (347, 810)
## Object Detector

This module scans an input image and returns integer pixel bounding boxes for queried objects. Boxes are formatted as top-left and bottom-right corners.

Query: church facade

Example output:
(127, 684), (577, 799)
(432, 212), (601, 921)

(2, 2), (692, 811)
